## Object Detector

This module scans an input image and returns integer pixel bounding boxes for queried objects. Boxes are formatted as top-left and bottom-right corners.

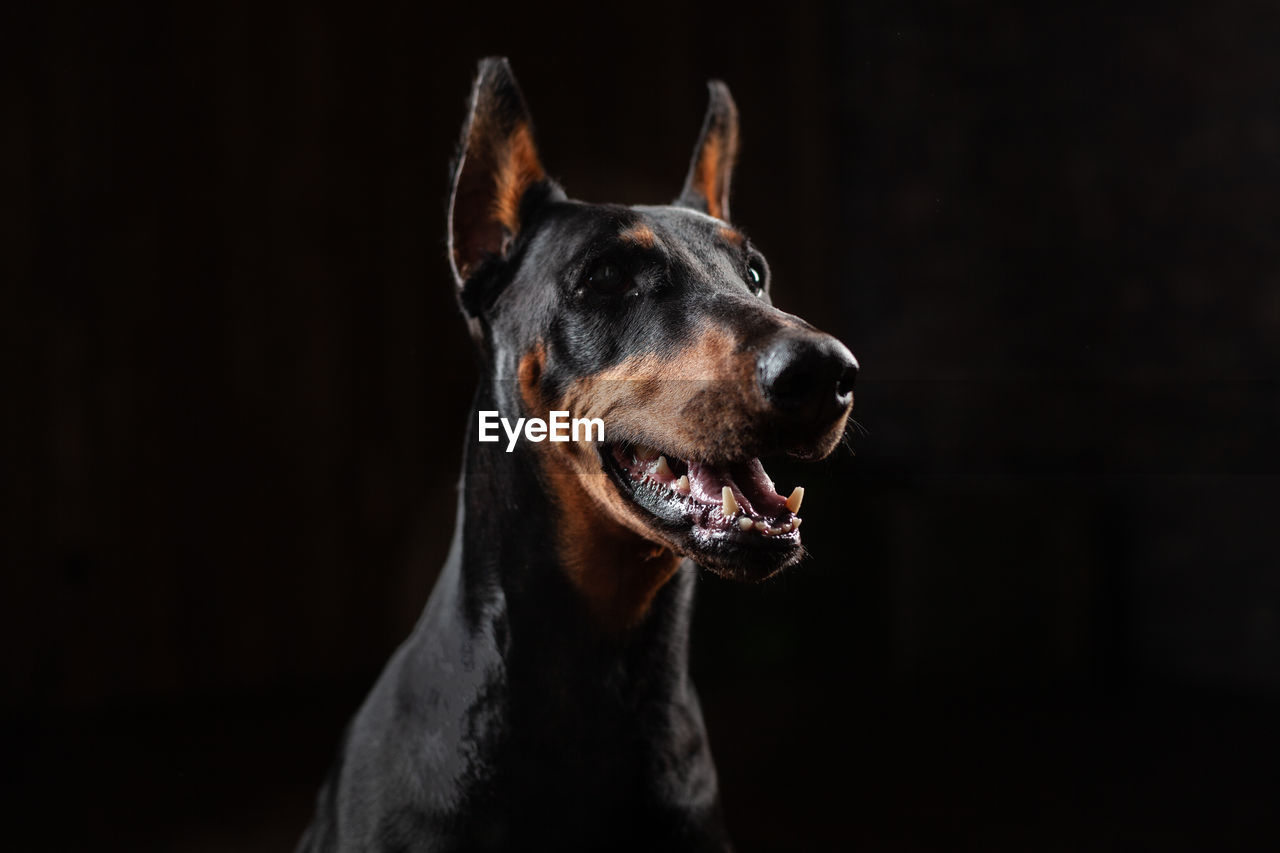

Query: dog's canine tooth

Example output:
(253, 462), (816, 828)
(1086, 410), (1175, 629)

(675, 475), (690, 494)
(721, 486), (738, 517)
(654, 455), (672, 477)
(785, 486), (804, 514)
(738, 517), (754, 531)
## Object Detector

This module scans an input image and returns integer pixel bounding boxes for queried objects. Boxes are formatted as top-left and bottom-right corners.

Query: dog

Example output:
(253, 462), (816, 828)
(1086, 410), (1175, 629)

(297, 56), (858, 852)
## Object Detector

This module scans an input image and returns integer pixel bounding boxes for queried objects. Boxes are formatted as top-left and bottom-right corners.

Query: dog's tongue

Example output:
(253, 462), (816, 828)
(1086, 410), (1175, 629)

(686, 458), (788, 518)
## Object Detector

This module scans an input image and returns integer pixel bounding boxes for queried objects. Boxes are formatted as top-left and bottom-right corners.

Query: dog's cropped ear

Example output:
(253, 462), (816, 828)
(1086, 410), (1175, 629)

(676, 81), (739, 222)
(449, 57), (558, 288)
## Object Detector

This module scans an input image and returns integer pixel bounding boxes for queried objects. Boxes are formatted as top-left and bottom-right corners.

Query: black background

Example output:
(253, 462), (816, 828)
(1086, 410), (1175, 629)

(6, 1), (1280, 850)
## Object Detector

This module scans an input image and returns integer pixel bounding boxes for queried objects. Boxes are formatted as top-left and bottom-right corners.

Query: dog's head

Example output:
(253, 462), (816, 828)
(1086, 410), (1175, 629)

(448, 58), (857, 592)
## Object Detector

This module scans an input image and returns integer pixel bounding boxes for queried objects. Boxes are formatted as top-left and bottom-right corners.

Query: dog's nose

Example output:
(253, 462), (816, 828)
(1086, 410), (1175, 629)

(757, 335), (858, 426)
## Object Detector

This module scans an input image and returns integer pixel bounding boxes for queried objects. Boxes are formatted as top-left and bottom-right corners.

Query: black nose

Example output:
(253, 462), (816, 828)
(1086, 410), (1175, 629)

(757, 335), (859, 425)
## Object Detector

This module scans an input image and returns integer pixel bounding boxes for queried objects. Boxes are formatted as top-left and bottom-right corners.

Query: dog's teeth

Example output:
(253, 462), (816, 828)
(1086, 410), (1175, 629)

(792, 516), (803, 529)
(738, 516), (754, 531)
(780, 520), (794, 533)
(754, 520), (768, 533)
(634, 444), (660, 462)
(767, 524), (783, 535)
(721, 486), (739, 517)
(785, 486), (805, 514)
(675, 475), (690, 494)
(654, 455), (672, 477)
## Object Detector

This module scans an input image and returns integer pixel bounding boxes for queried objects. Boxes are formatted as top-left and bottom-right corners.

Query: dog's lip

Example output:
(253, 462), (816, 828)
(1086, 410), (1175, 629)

(599, 442), (805, 547)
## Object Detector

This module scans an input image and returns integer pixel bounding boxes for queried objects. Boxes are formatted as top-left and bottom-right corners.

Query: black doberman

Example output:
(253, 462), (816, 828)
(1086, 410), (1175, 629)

(297, 57), (858, 852)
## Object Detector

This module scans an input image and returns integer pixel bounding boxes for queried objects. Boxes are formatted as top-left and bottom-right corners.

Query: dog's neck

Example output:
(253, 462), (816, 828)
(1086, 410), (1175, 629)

(394, 390), (718, 835)
(441, 384), (696, 697)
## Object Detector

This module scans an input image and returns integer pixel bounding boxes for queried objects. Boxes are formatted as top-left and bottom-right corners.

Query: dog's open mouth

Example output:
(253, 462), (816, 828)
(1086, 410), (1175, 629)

(601, 442), (806, 577)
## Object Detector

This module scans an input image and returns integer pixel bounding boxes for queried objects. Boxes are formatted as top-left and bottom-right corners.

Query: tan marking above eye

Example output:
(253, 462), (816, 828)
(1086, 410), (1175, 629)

(618, 224), (657, 249)
(718, 226), (744, 246)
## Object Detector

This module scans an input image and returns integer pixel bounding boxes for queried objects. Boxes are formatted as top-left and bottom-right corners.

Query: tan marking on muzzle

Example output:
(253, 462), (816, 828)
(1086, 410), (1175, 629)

(558, 323), (765, 463)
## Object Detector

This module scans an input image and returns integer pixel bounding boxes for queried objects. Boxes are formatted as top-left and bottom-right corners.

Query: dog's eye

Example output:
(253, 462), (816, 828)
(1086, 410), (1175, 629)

(584, 260), (632, 295)
(746, 256), (767, 295)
